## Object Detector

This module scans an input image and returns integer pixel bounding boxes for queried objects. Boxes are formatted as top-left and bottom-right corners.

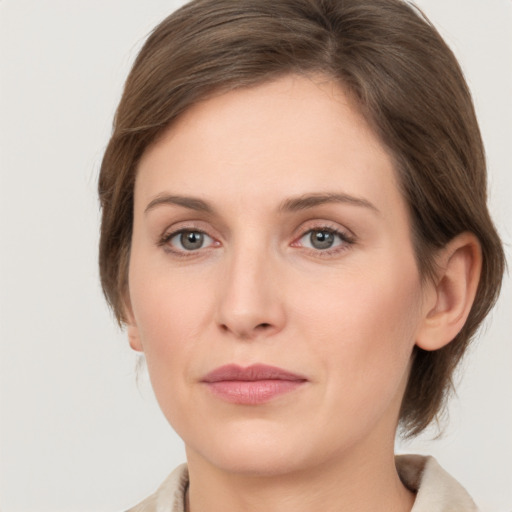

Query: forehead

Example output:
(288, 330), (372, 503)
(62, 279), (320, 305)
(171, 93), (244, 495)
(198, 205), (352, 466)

(135, 74), (403, 219)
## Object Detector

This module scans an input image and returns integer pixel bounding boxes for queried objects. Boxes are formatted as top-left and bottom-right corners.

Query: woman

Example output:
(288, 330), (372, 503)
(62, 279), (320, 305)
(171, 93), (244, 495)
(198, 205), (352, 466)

(98, 0), (505, 510)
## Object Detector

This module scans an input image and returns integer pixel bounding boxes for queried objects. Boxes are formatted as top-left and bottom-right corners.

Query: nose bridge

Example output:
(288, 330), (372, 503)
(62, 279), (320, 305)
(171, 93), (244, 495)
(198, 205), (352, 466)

(216, 233), (284, 339)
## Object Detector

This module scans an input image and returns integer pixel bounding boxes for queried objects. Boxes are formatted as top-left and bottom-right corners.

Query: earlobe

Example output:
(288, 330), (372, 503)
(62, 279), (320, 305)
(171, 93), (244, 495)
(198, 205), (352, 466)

(124, 295), (144, 353)
(416, 232), (482, 351)
(127, 324), (144, 352)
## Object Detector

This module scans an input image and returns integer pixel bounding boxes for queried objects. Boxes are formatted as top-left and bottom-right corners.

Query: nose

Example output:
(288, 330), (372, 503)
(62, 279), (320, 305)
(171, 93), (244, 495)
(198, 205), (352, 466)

(215, 244), (286, 340)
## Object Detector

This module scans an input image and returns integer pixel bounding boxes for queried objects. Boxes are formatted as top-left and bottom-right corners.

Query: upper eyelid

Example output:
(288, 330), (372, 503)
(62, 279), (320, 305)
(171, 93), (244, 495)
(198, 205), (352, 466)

(293, 220), (355, 239)
(161, 226), (215, 243)
(160, 220), (219, 238)
(300, 227), (349, 237)
(295, 228), (354, 246)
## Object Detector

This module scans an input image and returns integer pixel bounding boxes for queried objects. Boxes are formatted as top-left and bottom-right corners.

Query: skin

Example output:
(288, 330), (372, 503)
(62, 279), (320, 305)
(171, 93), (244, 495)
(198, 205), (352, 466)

(126, 74), (481, 512)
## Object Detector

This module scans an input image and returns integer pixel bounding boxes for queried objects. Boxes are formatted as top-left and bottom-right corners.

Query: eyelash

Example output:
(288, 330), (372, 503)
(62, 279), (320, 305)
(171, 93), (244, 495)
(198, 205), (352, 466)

(291, 225), (356, 256)
(158, 228), (219, 256)
(157, 224), (356, 257)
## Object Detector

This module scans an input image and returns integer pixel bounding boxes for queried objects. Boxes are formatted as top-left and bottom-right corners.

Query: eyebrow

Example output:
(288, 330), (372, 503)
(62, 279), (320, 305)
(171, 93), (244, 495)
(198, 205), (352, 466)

(145, 194), (214, 214)
(279, 193), (379, 214)
(144, 192), (379, 215)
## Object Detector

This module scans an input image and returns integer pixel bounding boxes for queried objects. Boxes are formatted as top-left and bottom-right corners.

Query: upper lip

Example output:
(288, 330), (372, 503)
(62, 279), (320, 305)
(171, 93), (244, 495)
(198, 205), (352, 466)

(202, 364), (307, 383)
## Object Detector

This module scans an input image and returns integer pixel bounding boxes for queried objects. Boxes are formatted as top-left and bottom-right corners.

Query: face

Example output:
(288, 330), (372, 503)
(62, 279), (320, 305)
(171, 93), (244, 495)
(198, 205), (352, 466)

(128, 74), (429, 476)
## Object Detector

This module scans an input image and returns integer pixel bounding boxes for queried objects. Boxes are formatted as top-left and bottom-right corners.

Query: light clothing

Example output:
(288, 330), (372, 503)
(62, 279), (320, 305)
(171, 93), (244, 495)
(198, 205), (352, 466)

(396, 454), (478, 511)
(126, 454), (478, 512)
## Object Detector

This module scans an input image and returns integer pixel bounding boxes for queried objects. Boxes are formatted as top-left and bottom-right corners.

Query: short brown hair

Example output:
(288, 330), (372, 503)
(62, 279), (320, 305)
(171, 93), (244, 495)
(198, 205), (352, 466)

(98, 0), (505, 436)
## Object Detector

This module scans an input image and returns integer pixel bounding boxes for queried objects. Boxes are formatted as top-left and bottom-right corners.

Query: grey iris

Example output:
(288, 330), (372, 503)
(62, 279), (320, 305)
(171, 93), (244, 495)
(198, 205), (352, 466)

(310, 230), (334, 249)
(181, 231), (204, 250)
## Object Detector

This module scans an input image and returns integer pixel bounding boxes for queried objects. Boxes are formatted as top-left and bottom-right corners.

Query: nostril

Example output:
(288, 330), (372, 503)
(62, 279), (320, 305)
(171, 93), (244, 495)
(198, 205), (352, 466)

(217, 319), (278, 338)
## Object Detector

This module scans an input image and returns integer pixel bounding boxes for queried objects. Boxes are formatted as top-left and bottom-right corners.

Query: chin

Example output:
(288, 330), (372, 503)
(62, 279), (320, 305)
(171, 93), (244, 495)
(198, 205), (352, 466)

(202, 447), (308, 477)
(184, 420), (322, 477)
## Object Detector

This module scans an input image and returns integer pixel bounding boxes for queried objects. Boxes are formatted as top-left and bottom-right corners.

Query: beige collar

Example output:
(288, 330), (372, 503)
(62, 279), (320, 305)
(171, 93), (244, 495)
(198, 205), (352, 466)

(128, 455), (478, 512)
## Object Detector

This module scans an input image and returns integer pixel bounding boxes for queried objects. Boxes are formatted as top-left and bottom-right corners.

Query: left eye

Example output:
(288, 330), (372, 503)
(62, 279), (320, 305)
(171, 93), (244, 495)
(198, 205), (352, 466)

(299, 229), (346, 250)
(168, 230), (214, 251)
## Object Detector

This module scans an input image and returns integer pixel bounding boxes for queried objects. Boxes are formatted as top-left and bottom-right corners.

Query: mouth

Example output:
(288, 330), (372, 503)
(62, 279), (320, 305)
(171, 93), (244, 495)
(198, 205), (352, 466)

(201, 364), (308, 405)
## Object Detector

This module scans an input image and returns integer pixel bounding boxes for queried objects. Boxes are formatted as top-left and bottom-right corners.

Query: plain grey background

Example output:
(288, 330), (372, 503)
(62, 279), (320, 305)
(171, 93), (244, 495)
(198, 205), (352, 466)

(1, 1), (511, 511)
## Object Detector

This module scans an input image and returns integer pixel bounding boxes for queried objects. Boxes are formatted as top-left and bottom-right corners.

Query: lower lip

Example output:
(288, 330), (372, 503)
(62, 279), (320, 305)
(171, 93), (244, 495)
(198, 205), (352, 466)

(204, 380), (305, 405)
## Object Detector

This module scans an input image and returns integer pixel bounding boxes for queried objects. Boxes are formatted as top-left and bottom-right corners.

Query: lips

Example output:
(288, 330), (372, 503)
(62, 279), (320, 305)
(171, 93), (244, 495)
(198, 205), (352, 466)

(201, 364), (307, 405)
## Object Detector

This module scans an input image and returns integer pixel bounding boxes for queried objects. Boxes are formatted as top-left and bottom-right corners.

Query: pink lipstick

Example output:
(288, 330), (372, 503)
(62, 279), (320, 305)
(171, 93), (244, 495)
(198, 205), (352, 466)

(201, 364), (307, 405)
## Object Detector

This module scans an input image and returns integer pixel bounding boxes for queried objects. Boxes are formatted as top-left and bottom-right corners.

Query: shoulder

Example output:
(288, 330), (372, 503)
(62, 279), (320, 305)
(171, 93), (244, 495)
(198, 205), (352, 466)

(396, 454), (479, 511)
(125, 463), (189, 512)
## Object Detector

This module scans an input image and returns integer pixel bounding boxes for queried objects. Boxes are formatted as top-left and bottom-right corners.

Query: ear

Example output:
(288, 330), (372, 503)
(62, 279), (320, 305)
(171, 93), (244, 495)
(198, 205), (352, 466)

(416, 232), (482, 351)
(123, 294), (144, 353)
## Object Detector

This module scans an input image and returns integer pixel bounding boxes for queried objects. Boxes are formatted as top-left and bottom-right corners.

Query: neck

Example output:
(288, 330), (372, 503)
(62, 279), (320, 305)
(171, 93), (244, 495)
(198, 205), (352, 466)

(185, 439), (415, 512)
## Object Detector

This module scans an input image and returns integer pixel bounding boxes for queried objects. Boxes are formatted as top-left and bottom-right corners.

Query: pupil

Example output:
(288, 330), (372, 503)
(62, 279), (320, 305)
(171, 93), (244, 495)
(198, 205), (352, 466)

(181, 231), (203, 250)
(311, 230), (334, 249)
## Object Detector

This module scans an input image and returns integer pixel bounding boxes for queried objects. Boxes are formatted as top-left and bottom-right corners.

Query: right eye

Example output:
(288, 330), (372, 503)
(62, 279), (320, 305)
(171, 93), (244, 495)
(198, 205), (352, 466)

(166, 230), (215, 251)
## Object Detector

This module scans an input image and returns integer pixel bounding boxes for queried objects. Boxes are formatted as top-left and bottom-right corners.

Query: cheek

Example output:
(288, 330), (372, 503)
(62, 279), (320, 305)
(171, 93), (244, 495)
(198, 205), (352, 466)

(297, 255), (421, 339)
(130, 254), (213, 345)
(128, 260), (215, 405)
(294, 257), (422, 409)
